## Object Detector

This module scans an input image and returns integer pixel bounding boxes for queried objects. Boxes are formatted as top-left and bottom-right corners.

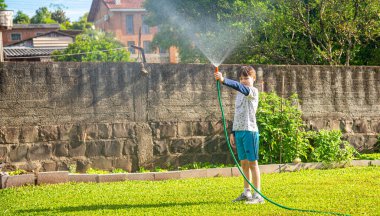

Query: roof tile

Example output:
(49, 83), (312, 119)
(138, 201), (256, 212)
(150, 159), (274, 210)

(4, 47), (64, 57)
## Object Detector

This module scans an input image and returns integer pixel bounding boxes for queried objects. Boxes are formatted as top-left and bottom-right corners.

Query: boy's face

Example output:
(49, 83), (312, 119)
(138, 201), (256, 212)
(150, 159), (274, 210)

(239, 75), (254, 87)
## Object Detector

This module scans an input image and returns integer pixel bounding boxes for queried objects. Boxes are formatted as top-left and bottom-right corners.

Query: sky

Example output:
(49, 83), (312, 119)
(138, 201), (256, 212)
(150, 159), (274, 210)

(5, 0), (93, 22)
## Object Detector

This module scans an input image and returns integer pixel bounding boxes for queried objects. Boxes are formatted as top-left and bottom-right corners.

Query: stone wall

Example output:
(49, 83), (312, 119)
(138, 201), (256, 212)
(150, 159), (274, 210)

(0, 62), (379, 172)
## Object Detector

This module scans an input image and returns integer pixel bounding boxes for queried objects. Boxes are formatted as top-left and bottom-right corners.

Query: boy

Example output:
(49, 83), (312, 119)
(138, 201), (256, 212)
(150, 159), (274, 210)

(214, 66), (264, 204)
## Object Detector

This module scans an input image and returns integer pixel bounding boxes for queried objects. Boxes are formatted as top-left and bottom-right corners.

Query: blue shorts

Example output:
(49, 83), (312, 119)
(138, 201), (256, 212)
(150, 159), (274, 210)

(235, 131), (259, 161)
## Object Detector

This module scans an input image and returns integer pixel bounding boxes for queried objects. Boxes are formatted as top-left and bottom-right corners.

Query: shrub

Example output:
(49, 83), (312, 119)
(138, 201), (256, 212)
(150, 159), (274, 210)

(85, 168), (128, 174)
(111, 168), (128, 173)
(68, 164), (77, 173)
(257, 92), (310, 164)
(309, 130), (357, 163)
(256, 92), (357, 164)
(8, 168), (27, 176)
(154, 167), (168, 172)
(138, 167), (150, 173)
(86, 168), (109, 174)
(178, 162), (232, 170)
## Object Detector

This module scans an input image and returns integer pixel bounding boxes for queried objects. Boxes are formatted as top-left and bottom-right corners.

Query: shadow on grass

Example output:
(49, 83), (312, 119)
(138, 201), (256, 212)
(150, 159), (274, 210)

(16, 201), (219, 214)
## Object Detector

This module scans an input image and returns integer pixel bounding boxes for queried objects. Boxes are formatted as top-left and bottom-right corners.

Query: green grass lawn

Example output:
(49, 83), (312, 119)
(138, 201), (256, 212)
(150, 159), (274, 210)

(1, 166), (379, 216)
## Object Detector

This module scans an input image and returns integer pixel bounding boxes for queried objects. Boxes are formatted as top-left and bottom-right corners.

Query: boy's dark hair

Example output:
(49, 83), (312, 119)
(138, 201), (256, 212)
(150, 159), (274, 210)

(238, 66), (256, 80)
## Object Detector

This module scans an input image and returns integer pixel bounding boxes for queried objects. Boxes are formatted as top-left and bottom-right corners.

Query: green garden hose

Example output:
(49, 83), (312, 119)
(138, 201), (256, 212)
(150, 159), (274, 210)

(216, 80), (350, 216)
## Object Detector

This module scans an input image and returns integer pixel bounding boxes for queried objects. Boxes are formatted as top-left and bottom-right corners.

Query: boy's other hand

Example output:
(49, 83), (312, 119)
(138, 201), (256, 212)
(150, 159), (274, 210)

(229, 133), (236, 153)
(214, 72), (224, 83)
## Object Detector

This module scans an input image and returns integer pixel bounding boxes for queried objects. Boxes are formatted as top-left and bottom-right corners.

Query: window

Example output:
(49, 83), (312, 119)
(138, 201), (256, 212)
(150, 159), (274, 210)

(11, 33), (21, 41)
(126, 15), (134, 34)
(142, 16), (150, 34)
(143, 41), (151, 54)
(128, 41), (136, 54)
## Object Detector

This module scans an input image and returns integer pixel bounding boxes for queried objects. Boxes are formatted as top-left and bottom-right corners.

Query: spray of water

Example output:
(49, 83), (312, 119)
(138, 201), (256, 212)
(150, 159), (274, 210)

(186, 20), (243, 67)
(147, 2), (245, 67)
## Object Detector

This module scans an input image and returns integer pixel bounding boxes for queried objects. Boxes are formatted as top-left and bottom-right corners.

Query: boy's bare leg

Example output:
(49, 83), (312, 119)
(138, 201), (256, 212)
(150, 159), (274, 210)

(232, 159), (253, 202)
(245, 160), (264, 204)
(241, 160), (252, 189)
(249, 160), (261, 192)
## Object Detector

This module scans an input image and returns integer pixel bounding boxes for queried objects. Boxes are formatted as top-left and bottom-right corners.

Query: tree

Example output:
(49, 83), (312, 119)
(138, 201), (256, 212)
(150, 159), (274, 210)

(353, 37), (380, 66)
(144, 0), (380, 66)
(31, 7), (57, 24)
(144, 0), (237, 64)
(279, 0), (380, 65)
(229, 0), (380, 65)
(0, 0), (6, 10)
(51, 8), (69, 24)
(70, 13), (93, 30)
(13, 11), (30, 24)
(59, 21), (72, 30)
(52, 30), (131, 62)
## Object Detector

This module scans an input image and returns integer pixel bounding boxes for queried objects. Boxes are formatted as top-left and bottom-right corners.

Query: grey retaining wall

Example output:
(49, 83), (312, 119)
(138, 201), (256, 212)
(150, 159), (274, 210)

(0, 62), (379, 172)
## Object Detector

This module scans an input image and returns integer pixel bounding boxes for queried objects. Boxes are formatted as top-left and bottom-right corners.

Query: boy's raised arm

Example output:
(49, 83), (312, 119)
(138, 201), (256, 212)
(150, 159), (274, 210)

(222, 78), (250, 96)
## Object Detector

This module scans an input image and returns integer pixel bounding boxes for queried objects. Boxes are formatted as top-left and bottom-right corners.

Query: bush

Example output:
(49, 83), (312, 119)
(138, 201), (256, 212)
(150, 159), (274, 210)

(309, 130), (357, 163)
(86, 168), (109, 174)
(154, 167), (168, 172)
(257, 92), (310, 164)
(257, 92), (356, 164)
(8, 168), (27, 176)
(138, 167), (150, 173)
(111, 168), (128, 173)
(178, 162), (231, 170)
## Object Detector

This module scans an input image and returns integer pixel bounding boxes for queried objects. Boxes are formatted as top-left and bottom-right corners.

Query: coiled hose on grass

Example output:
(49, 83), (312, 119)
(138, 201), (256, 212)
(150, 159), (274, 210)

(216, 80), (350, 216)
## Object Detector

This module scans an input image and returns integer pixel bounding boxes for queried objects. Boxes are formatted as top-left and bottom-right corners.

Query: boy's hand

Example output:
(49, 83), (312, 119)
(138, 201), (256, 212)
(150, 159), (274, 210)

(229, 133), (236, 153)
(214, 71), (224, 83)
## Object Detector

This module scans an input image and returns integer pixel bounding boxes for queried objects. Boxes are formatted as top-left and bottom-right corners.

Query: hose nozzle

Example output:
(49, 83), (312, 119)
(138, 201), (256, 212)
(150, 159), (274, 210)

(214, 66), (219, 73)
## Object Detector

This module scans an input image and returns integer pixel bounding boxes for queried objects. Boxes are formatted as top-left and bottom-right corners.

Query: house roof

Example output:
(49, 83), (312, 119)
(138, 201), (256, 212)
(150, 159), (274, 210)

(3, 30), (79, 59)
(6, 30), (81, 47)
(88, 0), (145, 22)
(4, 47), (65, 58)
(12, 24), (60, 29)
(104, 0), (144, 9)
(57, 30), (82, 37)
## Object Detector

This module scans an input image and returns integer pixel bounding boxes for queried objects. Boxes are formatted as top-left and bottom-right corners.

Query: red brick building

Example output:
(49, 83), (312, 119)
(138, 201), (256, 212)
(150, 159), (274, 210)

(4, 30), (81, 62)
(1, 24), (60, 46)
(88, 0), (178, 63)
